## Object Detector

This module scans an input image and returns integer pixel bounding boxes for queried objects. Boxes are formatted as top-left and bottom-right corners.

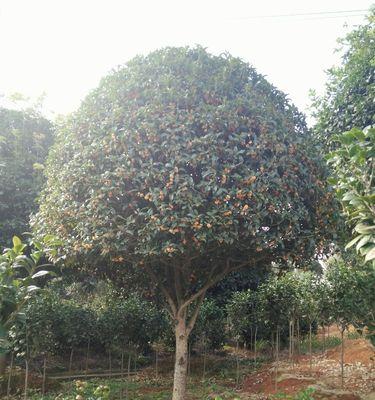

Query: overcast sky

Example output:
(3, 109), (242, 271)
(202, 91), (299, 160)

(0, 0), (373, 123)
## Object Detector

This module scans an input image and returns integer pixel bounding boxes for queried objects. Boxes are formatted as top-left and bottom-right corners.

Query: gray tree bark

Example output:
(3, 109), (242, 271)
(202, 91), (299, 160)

(172, 318), (189, 400)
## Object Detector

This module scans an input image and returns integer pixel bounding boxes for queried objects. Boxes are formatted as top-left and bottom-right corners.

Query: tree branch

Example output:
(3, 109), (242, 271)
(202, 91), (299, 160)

(144, 264), (177, 317)
(186, 291), (206, 335)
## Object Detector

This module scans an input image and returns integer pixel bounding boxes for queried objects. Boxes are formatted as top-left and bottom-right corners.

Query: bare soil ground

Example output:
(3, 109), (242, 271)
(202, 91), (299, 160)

(241, 336), (375, 399)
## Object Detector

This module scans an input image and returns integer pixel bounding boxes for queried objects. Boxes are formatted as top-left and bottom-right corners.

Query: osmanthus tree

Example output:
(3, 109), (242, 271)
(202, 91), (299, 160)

(33, 47), (338, 399)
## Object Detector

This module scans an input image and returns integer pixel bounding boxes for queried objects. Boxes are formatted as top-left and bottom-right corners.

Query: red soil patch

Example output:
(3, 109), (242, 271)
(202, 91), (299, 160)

(242, 368), (313, 395)
(242, 336), (375, 398)
(326, 338), (375, 365)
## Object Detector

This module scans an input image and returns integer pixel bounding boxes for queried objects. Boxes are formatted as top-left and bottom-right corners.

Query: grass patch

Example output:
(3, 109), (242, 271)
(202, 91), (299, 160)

(18, 375), (243, 400)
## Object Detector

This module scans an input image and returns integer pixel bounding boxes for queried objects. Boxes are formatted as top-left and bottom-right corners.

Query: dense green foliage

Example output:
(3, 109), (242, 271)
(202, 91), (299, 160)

(9, 285), (167, 359)
(0, 108), (53, 247)
(327, 127), (375, 263)
(312, 10), (374, 142)
(0, 236), (53, 356)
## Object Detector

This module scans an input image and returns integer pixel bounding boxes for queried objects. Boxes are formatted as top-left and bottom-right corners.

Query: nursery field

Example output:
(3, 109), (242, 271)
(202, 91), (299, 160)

(6, 330), (375, 400)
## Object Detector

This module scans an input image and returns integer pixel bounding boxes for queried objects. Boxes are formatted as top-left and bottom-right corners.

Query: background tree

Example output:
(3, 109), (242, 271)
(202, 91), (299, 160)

(0, 107), (53, 248)
(325, 256), (375, 386)
(312, 9), (374, 144)
(34, 47), (337, 400)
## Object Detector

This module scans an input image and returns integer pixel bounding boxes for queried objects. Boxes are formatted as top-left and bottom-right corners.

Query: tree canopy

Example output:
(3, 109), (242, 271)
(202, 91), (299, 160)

(35, 46), (336, 272)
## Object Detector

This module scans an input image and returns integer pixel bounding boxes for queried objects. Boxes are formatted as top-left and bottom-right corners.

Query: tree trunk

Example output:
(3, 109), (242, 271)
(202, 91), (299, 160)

(172, 318), (189, 400)
(322, 325), (326, 354)
(155, 348), (158, 379)
(0, 352), (7, 376)
(24, 358), (29, 400)
(250, 327), (253, 352)
(7, 352), (13, 399)
(309, 322), (312, 372)
(291, 319), (295, 366)
(275, 327), (279, 392)
(289, 320), (292, 360)
(85, 339), (90, 375)
(120, 350), (124, 400)
(69, 347), (74, 373)
(126, 353), (131, 399)
(202, 339), (206, 379)
(296, 319), (300, 363)
(341, 327), (344, 388)
(108, 349), (112, 376)
(42, 355), (47, 396)
(235, 339), (240, 387)
(254, 326), (258, 366)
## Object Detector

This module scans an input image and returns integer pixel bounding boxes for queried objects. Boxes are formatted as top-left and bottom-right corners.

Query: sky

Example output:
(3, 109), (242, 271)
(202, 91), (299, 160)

(0, 0), (373, 123)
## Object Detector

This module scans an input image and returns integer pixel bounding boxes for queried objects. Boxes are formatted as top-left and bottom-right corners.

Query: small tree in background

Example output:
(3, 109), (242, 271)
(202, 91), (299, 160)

(227, 289), (265, 363)
(325, 256), (375, 387)
(0, 107), (53, 248)
(298, 272), (321, 370)
(312, 9), (374, 145)
(34, 47), (338, 399)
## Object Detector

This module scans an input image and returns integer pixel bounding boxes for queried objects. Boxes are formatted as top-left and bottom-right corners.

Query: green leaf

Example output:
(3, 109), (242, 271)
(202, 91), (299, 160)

(345, 235), (362, 250)
(31, 270), (50, 279)
(12, 236), (22, 248)
(356, 235), (372, 251)
(365, 247), (375, 262)
(354, 224), (375, 234)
